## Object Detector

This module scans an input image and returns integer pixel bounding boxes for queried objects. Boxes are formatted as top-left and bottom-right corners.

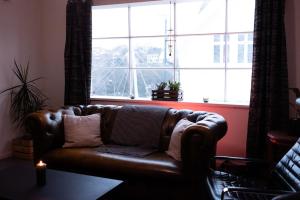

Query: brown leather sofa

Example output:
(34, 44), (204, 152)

(25, 104), (227, 183)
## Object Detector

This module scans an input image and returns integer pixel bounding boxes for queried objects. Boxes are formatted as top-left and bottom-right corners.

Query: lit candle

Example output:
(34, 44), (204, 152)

(36, 160), (46, 186)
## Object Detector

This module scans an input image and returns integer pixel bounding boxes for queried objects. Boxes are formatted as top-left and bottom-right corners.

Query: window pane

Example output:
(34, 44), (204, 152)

(179, 69), (225, 102)
(92, 39), (129, 68)
(92, 6), (128, 38)
(227, 0), (255, 32)
(176, 35), (224, 68)
(238, 45), (244, 63)
(226, 69), (252, 103)
(131, 37), (174, 68)
(214, 45), (220, 63)
(248, 44), (253, 63)
(91, 68), (129, 97)
(176, 0), (226, 34)
(134, 69), (174, 98)
(131, 3), (171, 36)
(225, 33), (253, 68)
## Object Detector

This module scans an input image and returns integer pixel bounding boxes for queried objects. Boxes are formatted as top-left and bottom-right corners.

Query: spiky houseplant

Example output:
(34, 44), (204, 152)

(0, 60), (47, 127)
(168, 80), (180, 92)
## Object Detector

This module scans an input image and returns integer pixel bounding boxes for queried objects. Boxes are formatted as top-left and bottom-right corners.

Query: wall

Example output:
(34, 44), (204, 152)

(0, 0), (42, 159)
(39, 0), (67, 108)
(94, 99), (249, 156)
(0, 0), (299, 158)
(38, 0), (299, 156)
(286, 0), (300, 117)
(291, 0), (300, 89)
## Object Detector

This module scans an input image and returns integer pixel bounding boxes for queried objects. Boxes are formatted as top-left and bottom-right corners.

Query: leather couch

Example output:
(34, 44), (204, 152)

(25, 104), (227, 183)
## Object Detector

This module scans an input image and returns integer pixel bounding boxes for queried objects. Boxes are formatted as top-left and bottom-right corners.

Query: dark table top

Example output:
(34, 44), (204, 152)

(0, 165), (122, 200)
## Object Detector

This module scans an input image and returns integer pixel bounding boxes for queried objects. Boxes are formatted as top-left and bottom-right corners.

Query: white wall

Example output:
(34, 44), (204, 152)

(0, 0), (42, 159)
(0, 0), (299, 158)
(39, 0), (67, 108)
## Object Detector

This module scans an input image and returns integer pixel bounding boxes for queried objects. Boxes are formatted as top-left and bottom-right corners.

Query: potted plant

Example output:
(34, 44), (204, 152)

(156, 81), (167, 91)
(155, 81), (167, 98)
(168, 80), (181, 98)
(168, 80), (180, 92)
(0, 60), (47, 128)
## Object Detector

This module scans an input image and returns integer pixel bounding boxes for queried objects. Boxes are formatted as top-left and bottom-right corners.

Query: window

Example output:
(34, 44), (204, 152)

(91, 0), (255, 104)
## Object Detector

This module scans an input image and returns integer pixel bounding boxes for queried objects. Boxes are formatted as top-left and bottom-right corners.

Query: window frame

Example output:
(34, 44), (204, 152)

(91, 0), (254, 105)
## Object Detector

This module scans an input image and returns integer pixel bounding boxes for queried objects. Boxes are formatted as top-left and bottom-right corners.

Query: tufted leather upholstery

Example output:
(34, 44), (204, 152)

(25, 104), (227, 182)
(206, 138), (300, 200)
(275, 140), (300, 192)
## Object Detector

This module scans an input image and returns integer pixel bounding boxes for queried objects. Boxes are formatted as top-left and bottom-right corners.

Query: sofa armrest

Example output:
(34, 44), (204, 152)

(180, 125), (217, 179)
(180, 113), (227, 180)
(25, 108), (75, 163)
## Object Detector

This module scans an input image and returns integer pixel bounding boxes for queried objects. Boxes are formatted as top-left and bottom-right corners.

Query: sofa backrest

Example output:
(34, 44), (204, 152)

(25, 104), (227, 152)
(71, 104), (227, 151)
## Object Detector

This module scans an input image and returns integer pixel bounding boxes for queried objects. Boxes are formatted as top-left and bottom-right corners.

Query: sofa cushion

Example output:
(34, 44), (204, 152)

(166, 118), (194, 161)
(63, 114), (102, 148)
(42, 148), (182, 180)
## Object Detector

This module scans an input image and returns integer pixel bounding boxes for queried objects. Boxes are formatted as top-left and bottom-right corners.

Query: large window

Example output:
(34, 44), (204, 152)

(91, 0), (255, 104)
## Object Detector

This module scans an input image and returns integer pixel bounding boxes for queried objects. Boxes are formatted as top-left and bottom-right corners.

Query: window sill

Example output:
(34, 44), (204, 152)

(90, 97), (249, 109)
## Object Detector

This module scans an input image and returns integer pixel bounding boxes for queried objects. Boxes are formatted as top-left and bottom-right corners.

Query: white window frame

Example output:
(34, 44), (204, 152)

(91, 0), (254, 104)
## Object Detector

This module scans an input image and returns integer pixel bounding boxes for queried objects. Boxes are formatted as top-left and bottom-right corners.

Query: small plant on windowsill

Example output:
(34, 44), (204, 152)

(168, 80), (180, 92)
(156, 81), (168, 91)
(168, 80), (181, 98)
(151, 81), (182, 101)
(155, 81), (167, 98)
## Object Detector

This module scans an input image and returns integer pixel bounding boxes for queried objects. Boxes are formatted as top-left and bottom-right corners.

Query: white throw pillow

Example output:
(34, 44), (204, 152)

(63, 114), (102, 148)
(166, 118), (194, 161)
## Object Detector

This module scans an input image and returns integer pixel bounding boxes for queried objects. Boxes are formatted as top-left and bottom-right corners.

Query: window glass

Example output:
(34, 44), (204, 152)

(227, 0), (255, 32)
(92, 6), (128, 38)
(92, 39), (128, 68)
(226, 69), (252, 103)
(179, 69), (225, 102)
(91, 0), (255, 104)
(131, 4), (172, 36)
(134, 69), (174, 98)
(131, 37), (174, 68)
(176, 35), (224, 68)
(91, 68), (129, 97)
(176, 0), (226, 34)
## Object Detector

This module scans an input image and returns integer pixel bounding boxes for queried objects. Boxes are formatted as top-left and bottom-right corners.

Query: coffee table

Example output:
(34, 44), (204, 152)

(0, 165), (122, 200)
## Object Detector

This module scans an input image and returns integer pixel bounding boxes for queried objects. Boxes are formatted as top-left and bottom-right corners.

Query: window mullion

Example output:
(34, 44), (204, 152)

(128, 5), (134, 98)
(224, 0), (229, 103)
(173, 2), (177, 82)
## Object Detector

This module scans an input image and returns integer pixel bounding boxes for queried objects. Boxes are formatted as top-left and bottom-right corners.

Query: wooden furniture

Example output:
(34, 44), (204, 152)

(12, 137), (33, 160)
(151, 90), (183, 101)
(267, 130), (298, 164)
(0, 165), (122, 200)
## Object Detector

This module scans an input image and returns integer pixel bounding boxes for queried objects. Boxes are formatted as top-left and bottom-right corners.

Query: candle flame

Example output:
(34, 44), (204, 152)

(37, 160), (46, 167)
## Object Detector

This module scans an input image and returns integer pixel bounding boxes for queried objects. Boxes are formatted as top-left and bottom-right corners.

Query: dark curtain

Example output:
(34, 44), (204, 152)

(247, 0), (289, 158)
(64, 0), (92, 105)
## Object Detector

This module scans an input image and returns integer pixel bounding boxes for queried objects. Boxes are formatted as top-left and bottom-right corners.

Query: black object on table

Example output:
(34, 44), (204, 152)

(0, 165), (122, 200)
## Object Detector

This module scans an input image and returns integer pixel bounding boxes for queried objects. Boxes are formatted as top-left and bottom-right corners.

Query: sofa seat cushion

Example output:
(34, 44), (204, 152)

(43, 148), (182, 180)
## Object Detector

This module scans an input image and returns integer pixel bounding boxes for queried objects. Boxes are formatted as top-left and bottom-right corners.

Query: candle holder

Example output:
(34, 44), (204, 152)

(36, 160), (46, 186)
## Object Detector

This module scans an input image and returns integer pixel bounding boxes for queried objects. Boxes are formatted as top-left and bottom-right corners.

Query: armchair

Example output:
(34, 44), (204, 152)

(206, 138), (300, 200)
